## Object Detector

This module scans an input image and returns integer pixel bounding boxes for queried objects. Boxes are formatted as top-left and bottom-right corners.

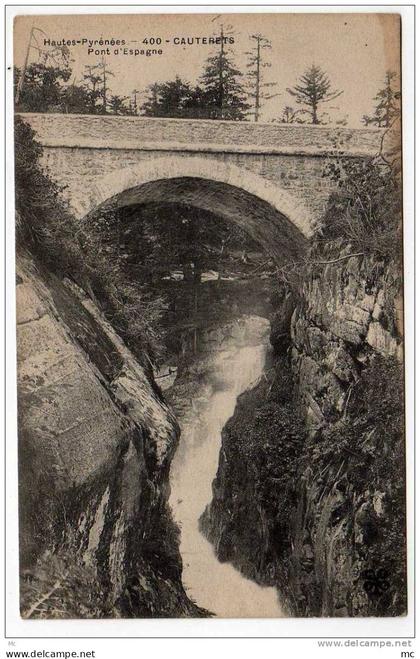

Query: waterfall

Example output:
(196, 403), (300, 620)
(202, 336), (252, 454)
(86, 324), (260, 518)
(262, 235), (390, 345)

(169, 317), (284, 617)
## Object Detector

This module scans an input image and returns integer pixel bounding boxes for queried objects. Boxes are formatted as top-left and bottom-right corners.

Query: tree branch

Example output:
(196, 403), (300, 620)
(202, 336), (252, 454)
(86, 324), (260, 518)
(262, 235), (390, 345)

(312, 252), (364, 265)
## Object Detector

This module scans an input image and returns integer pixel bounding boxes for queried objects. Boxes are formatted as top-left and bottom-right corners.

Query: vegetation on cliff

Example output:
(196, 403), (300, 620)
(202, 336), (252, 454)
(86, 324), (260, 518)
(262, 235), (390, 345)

(201, 355), (306, 602)
(203, 330), (405, 616)
(203, 131), (405, 616)
(320, 154), (402, 264)
(294, 354), (405, 616)
(15, 118), (214, 619)
(20, 506), (208, 618)
(15, 116), (165, 364)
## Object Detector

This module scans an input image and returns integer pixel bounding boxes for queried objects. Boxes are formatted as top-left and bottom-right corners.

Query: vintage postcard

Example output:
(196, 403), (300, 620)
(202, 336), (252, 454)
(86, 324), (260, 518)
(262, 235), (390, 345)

(11, 10), (408, 625)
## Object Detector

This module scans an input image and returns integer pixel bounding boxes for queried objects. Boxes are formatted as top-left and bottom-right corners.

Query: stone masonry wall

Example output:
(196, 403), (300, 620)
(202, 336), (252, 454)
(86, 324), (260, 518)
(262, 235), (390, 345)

(39, 147), (335, 226)
(18, 113), (384, 154)
(17, 113), (384, 238)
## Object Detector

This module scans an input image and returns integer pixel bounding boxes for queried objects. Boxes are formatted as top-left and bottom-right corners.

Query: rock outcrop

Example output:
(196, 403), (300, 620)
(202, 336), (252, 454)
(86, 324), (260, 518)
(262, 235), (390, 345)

(291, 245), (403, 428)
(17, 252), (204, 618)
(202, 246), (405, 618)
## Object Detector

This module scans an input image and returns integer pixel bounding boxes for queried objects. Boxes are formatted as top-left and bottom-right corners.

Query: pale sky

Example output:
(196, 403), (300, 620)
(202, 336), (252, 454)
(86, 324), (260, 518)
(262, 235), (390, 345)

(14, 12), (400, 126)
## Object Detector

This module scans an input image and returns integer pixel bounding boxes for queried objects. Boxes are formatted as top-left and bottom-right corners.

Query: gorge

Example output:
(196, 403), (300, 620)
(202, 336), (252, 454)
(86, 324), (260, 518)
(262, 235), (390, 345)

(16, 115), (405, 620)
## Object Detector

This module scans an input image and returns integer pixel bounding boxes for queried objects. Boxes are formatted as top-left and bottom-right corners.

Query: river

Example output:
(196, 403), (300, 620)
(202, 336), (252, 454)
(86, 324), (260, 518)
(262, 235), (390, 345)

(168, 316), (284, 617)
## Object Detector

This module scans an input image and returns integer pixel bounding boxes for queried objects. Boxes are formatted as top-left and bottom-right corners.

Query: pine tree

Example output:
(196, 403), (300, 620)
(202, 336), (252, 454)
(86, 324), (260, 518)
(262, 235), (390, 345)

(131, 88), (140, 114)
(108, 94), (132, 115)
(199, 26), (250, 120)
(141, 77), (193, 117)
(245, 33), (278, 122)
(82, 65), (103, 113)
(142, 83), (161, 116)
(182, 85), (210, 119)
(362, 71), (400, 128)
(287, 64), (342, 125)
(95, 58), (114, 114)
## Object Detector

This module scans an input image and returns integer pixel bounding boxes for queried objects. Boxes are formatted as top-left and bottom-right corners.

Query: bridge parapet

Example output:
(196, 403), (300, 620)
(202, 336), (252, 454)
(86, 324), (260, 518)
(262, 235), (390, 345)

(18, 113), (384, 157)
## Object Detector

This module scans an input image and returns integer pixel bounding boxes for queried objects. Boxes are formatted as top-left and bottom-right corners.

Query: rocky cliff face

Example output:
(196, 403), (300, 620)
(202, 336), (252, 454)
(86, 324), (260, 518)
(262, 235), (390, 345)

(17, 252), (204, 618)
(291, 245), (403, 427)
(202, 245), (405, 617)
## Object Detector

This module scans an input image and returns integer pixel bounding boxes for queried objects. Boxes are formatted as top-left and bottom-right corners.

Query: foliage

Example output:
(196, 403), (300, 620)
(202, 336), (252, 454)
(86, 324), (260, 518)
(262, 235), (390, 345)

(60, 83), (94, 114)
(319, 156), (402, 263)
(303, 355), (406, 615)
(181, 85), (215, 119)
(274, 123), (402, 304)
(142, 38), (250, 120)
(198, 48), (250, 120)
(84, 202), (265, 361)
(14, 41), (397, 125)
(20, 552), (111, 619)
(14, 63), (71, 113)
(106, 203), (259, 283)
(15, 116), (165, 362)
(286, 64), (343, 124)
(16, 43), (399, 125)
(142, 77), (196, 118)
(15, 61), (135, 115)
(81, 64), (103, 113)
(108, 94), (133, 115)
(89, 59), (114, 114)
(76, 219), (167, 361)
(14, 115), (77, 267)
(362, 71), (400, 127)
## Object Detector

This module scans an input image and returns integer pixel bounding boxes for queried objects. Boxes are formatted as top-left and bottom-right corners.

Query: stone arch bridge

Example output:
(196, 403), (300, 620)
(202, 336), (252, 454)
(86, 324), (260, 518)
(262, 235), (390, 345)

(19, 113), (383, 260)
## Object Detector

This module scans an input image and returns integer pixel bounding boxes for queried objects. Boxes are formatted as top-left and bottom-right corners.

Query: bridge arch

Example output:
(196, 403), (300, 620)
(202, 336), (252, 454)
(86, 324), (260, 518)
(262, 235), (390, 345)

(81, 156), (311, 260)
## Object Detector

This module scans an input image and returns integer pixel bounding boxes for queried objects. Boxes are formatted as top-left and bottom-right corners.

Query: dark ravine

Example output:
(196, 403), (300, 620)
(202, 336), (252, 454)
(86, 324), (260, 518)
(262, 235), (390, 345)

(17, 239), (405, 619)
(17, 252), (207, 618)
(201, 245), (406, 618)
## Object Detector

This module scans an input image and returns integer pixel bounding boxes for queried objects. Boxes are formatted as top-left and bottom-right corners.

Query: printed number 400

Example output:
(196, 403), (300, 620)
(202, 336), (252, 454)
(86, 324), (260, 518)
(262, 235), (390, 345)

(143, 38), (162, 45)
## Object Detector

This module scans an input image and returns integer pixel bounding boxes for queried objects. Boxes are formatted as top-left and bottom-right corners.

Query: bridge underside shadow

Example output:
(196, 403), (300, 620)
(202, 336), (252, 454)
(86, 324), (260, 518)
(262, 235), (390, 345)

(86, 171), (309, 262)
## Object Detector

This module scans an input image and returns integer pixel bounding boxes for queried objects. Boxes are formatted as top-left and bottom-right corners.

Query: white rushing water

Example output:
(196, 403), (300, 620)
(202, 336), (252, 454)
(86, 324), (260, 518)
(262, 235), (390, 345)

(169, 325), (285, 618)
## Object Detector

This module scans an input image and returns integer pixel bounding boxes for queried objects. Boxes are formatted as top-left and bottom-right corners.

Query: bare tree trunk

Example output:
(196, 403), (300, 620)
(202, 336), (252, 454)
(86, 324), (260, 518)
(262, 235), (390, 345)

(219, 26), (225, 119)
(255, 36), (261, 122)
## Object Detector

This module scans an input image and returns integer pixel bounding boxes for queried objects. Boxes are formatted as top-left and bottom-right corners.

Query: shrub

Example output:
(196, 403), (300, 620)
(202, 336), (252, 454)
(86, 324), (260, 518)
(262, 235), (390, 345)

(319, 157), (402, 264)
(15, 116), (166, 363)
(15, 116), (79, 272)
(20, 551), (111, 619)
(302, 355), (406, 615)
